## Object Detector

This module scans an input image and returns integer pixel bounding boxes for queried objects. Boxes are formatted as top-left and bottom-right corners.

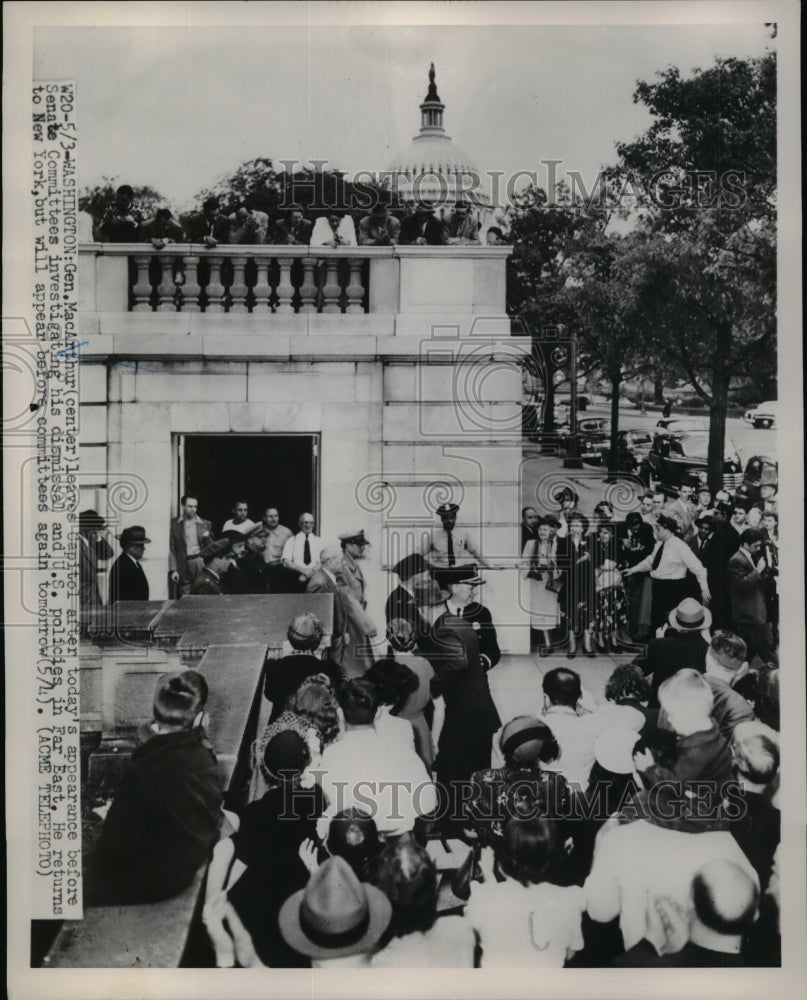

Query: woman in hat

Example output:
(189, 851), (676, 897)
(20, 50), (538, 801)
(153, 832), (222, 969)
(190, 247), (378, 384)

(206, 714), (326, 967)
(521, 516), (562, 655)
(369, 835), (476, 967)
(298, 808), (381, 883)
(556, 511), (596, 657)
(591, 521), (629, 653)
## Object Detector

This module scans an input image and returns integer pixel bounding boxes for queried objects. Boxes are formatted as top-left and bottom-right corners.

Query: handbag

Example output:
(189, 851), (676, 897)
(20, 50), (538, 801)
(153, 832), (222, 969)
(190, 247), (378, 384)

(545, 572), (564, 594)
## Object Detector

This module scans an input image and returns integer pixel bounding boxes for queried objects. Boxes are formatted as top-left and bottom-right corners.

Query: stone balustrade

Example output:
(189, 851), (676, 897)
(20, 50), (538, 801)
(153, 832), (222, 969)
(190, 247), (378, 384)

(78, 243), (512, 324)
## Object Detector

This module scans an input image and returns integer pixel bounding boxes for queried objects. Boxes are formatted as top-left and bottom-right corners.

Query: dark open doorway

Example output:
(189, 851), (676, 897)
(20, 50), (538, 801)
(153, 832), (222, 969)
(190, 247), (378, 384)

(179, 434), (319, 535)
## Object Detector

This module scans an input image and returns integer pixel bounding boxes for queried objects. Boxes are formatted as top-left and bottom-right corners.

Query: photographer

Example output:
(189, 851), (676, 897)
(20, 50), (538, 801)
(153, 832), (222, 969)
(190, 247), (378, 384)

(727, 528), (778, 666)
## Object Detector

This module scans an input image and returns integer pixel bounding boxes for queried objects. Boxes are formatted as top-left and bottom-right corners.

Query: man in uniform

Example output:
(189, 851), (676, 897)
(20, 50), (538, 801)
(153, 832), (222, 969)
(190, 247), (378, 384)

(191, 539), (234, 595)
(421, 501), (491, 572)
(339, 530), (378, 675)
(109, 525), (152, 603)
(169, 493), (212, 596)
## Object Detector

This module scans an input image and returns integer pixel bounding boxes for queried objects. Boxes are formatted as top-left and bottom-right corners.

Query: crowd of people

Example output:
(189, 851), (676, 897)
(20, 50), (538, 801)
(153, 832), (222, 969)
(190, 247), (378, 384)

(80, 480), (782, 968)
(91, 183), (503, 249)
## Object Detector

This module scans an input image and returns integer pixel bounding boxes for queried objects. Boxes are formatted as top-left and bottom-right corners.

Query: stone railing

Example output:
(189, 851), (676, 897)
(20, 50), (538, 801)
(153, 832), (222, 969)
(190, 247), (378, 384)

(79, 244), (512, 321)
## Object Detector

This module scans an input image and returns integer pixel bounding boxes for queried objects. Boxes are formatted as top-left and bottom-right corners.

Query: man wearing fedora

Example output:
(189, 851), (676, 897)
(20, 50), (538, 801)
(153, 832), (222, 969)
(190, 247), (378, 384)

(169, 493), (212, 597)
(631, 597), (712, 707)
(78, 509), (114, 612)
(421, 501), (490, 572)
(190, 538), (234, 595)
(358, 201), (401, 246)
(444, 200), (480, 245)
(108, 525), (152, 604)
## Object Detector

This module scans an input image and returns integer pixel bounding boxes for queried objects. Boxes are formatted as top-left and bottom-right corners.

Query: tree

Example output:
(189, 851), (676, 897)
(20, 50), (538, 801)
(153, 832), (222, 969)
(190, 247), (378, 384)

(613, 53), (776, 491)
(79, 176), (169, 222)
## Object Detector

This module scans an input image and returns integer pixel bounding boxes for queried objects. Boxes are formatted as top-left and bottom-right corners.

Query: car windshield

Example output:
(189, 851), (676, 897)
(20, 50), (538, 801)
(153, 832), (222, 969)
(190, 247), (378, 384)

(629, 433), (652, 445)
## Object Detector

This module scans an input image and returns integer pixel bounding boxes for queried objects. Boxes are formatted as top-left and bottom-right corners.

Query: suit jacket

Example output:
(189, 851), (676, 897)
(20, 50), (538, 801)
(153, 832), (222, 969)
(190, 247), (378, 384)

(427, 612), (501, 742)
(728, 549), (773, 625)
(399, 214), (446, 246)
(190, 567), (225, 595)
(385, 584), (432, 649)
(445, 213), (480, 244)
(169, 516), (213, 581)
(79, 533), (113, 610)
(271, 218), (313, 245)
(439, 601), (501, 669)
(181, 211), (230, 244)
(228, 210), (270, 244)
(617, 521), (656, 568)
(109, 553), (150, 604)
(264, 653), (341, 721)
(307, 569), (347, 664)
(358, 214), (401, 245)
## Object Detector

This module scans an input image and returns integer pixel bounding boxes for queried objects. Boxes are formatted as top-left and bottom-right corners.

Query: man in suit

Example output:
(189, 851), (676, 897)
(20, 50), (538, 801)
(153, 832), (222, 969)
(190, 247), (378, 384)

(429, 566), (501, 834)
(271, 207), (313, 245)
(109, 525), (152, 604)
(182, 196), (230, 247)
(338, 530), (379, 676)
(728, 528), (778, 666)
(227, 201), (269, 244)
(688, 513), (715, 560)
(444, 200), (480, 245)
(385, 553), (434, 650)
(139, 208), (186, 248)
(78, 509), (114, 613)
(358, 202), (401, 246)
(190, 538), (233, 595)
(706, 502), (740, 628)
(307, 545), (351, 669)
(169, 493), (212, 596)
(520, 506), (539, 554)
(399, 201), (446, 246)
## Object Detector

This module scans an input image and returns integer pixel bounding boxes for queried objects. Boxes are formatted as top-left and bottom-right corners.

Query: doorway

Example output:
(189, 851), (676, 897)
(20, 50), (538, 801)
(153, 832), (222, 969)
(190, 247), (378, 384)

(177, 434), (319, 534)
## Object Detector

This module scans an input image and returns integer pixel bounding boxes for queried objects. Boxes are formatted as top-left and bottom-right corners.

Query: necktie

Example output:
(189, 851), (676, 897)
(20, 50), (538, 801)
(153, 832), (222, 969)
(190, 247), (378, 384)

(303, 537), (312, 565)
(446, 530), (455, 568)
(651, 542), (665, 571)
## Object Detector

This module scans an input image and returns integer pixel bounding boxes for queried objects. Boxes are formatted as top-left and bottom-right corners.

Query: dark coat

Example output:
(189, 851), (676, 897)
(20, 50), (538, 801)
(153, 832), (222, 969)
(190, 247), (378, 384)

(428, 612), (501, 744)
(399, 214), (446, 246)
(79, 533), (113, 610)
(271, 218), (313, 245)
(556, 534), (595, 632)
(728, 549), (774, 625)
(190, 567), (225, 595)
(181, 210), (231, 244)
(169, 516), (212, 583)
(436, 600), (501, 669)
(85, 728), (222, 904)
(108, 553), (149, 604)
(385, 584), (433, 649)
(617, 520), (655, 568)
(633, 629), (709, 706)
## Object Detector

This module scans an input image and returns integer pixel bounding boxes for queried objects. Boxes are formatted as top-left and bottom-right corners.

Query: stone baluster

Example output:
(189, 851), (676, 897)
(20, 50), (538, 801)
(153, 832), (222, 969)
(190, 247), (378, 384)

(179, 256), (201, 312)
(252, 258), (272, 313)
(275, 257), (295, 314)
(321, 258), (342, 313)
(132, 255), (153, 311)
(205, 257), (225, 313)
(345, 258), (365, 313)
(229, 256), (249, 313)
(299, 257), (317, 313)
(156, 255), (177, 311)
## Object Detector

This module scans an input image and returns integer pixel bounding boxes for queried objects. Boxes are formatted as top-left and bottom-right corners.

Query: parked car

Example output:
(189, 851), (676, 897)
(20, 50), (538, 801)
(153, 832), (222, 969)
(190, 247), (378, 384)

(642, 432), (743, 492)
(743, 401), (778, 429)
(592, 429), (655, 472)
(655, 417), (709, 433)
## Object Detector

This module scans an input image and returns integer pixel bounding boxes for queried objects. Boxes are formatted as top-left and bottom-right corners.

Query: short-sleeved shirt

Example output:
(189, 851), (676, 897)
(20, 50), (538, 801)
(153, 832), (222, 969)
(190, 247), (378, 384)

(253, 523), (293, 564)
(221, 517), (257, 535)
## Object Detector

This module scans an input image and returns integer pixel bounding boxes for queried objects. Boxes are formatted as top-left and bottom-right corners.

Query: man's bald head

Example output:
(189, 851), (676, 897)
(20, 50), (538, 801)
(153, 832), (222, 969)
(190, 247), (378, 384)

(692, 860), (759, 935)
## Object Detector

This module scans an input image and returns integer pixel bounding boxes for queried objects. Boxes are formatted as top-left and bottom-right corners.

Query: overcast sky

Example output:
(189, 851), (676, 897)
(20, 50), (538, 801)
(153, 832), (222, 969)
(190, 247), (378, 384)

(34, 22), (773, 212)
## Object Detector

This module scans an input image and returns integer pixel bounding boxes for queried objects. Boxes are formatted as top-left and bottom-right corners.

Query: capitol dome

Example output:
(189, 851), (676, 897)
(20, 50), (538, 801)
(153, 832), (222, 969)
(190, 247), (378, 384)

(386, 65), (493, 223)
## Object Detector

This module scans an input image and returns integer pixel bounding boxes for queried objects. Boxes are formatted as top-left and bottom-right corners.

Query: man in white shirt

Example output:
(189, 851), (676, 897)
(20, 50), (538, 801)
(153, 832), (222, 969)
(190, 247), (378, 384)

(311, 211), (356, 247)
(282, 512), (323, 592)
(252, 507), (294, 592)
(316, 679), (437, 837)
(421, 501), (491, 572)
(221, 500), (257, 536)
(623, 512), (711, 632)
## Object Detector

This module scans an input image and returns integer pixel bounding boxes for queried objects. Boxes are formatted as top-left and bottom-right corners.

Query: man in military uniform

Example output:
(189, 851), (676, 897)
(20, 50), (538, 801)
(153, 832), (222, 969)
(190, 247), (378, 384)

(420, 501), (491, 572)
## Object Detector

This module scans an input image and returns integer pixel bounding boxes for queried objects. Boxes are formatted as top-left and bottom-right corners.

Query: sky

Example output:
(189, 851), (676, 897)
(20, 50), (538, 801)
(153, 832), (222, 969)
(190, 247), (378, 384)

(33, 21), (774, 212)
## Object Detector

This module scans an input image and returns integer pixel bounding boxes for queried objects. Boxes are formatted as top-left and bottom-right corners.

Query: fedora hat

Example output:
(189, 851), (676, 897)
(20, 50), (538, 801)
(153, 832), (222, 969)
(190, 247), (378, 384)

(278, 856), (391, 959)
(117, 525), (151, 547)
(668, 597), (712, 632)
(391, 552), (427, 581)
(79, 509), (106, 533)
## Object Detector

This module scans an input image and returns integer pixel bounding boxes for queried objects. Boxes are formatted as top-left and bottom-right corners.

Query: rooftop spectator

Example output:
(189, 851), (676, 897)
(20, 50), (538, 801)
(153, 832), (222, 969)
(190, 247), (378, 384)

(93, 183), (143, 242)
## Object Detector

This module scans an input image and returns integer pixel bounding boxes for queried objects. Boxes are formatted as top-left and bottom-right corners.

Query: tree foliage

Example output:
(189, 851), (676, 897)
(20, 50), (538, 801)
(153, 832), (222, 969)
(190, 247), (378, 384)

(78, 176), (169, 221)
